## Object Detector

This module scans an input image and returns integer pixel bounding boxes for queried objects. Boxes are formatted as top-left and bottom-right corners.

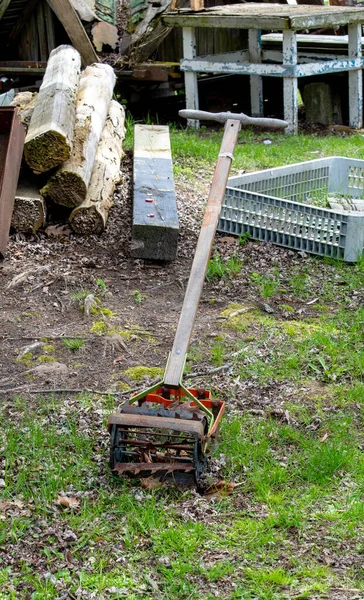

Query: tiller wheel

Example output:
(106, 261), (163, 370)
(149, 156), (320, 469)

(108, 109), (287, 486)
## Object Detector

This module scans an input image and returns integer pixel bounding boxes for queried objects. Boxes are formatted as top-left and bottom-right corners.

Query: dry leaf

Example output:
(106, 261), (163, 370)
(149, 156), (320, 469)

(204, 480), (243, 498)
(141, 477), (161, 491)
(219, 236), (237, 244)
(57, 495), (80, 510)
(45, 224), (72, 237)
(320, 432), (329, 443)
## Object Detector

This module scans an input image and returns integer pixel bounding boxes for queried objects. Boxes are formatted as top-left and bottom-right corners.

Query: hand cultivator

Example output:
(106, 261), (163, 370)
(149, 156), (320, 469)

(108, 109), (287, 485)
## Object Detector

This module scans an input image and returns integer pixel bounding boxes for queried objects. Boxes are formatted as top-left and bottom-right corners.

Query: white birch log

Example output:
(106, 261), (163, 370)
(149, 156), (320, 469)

(69, 100), (125, 234)
(41, 63), (116, 208)
(24, 45), (81, 173)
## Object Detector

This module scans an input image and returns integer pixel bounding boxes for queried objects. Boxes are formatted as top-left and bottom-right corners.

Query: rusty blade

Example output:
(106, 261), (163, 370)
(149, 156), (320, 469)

(113, 462), (195, 474)
(108, 412), (205, 438)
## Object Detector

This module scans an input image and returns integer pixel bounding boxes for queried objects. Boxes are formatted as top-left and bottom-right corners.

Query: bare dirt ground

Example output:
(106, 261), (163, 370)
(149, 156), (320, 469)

(0, 152), (329, 404)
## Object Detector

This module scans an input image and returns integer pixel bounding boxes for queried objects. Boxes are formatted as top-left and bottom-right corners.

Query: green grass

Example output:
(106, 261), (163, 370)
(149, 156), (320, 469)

(206, 253), (242, 280)
(2, 127), (364, 599)
(62, 337), (85, 351)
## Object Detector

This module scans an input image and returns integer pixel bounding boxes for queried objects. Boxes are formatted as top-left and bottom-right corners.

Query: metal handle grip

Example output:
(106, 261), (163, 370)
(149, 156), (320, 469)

(179, 109), (288, 130)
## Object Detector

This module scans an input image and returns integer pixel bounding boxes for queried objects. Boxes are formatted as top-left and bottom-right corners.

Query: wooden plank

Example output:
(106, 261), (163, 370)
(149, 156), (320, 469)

(43, 0), (56, 54)
(296, 57), (364, 76)
(163, 5), (364, 31)
(131, 124), (179, 262)
(0, 61), (46, 74)
(283, 29), (298, 135)
(182, 27), (199, 128)
(0, 107), (25, 258)
(249, 29), (263, 117)
(7, 0), (40, 46)
(37, 0), (48, 61)
(190, 0), (204, 10)
(163, 13), (289, 30)
(348, 23), (363, 129)
(0, 0), (12, 20)
(181, 58), (291, 76)
(46, 0), (98, 66)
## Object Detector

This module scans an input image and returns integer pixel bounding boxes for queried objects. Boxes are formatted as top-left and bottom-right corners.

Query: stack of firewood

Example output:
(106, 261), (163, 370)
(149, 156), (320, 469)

(11, 44), (125, 235)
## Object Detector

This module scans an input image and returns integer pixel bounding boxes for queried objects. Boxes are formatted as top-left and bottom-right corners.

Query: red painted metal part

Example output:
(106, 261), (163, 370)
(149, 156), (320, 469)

(0, 107), (25, 258)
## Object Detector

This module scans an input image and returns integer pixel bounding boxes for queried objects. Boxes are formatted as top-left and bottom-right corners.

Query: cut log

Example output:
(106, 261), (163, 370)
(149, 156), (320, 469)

(11, 180), (47, 233)
(69, 100), (125, 234)
(41, 63), (116, 208)
(23, 45), (81, 173)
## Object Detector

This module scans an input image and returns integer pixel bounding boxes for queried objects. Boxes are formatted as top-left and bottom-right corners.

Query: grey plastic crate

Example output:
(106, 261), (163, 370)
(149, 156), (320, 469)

(218, 157), (364, 262)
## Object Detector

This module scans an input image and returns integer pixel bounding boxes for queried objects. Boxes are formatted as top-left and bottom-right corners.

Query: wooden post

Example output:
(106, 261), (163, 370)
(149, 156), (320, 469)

(69, 100), (125, 234)
(283, 29), (298, 135)
(46, 0), (98, 66)
(24, 45), (81, 173)
(348, 23), (363, 129)
(42, 63), (116, 208)
(249, 29), (264, 118)
(182, 27), (199, 129)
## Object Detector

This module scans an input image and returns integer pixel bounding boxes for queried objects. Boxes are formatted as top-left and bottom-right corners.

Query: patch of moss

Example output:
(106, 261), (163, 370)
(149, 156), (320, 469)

(279, 304), (295, 313)
(116, 382), (131, 392)
(90, 305), (117, 317)
(281, 320), (322, 340)
(90, 321), (109, 336)
(21, 311), (42, 318)
(42, 344), (55, 353)
(220, 303), (263, 331)
(16, 352), (33, 366)
(123, 366), (163, 382)
(37, 355), (56, 363)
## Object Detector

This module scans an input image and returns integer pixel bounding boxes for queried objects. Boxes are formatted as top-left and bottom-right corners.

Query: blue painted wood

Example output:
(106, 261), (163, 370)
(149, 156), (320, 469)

(131, 125), (179, 261)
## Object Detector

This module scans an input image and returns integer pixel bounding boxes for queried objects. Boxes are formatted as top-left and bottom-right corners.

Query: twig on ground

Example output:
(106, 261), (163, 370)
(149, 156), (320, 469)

(187, 363), (233, 378)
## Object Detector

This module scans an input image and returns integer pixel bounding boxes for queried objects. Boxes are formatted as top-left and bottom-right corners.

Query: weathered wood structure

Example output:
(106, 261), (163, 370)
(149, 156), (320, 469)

(24, 45), (81, 173)
(131, 124), (179, 261)
(0, 106), (25, 257)
(163, 4), (364, 133)
(42, 62), (116, 207)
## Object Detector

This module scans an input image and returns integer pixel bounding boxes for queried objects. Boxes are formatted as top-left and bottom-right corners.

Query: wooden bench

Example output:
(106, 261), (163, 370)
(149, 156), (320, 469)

(163, 5), (364, 133)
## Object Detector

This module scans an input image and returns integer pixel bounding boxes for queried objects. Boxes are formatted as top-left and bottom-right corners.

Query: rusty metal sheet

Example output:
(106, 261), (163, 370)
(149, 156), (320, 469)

(108, 412), (205, 437)
(113, 462), (195, 474)
(0, 107), (25, 258)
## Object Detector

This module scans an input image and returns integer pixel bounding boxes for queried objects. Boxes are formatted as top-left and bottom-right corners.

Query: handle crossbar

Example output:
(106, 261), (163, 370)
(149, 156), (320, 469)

(179, 109), (288, 130)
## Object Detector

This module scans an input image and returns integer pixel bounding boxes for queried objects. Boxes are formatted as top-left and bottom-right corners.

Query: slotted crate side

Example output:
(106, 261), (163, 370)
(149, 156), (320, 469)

(218, 188), (364, 261)
(328, 157), (364, 198)
(222, 157), (364, 261)
(228, 157), (335, 203)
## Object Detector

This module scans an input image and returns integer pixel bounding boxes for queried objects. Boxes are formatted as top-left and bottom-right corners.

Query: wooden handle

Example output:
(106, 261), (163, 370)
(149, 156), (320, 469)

(164, 118), (241, 388)
(179, 109), (288, 130)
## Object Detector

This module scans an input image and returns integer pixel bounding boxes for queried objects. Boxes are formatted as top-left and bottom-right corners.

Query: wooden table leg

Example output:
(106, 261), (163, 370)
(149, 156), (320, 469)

(348, 23), (363, 129)
(283, 29), (298, 135)
(182, 27), (199, 129)
(249, 29), (263, 117)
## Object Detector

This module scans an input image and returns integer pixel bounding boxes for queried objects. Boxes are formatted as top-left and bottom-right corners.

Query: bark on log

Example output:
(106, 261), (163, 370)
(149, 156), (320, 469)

(23, 45), (81, 173)
(69, 100), (125, 234)
(41, 63), (116, 208)
(11, 181), (47, 233)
